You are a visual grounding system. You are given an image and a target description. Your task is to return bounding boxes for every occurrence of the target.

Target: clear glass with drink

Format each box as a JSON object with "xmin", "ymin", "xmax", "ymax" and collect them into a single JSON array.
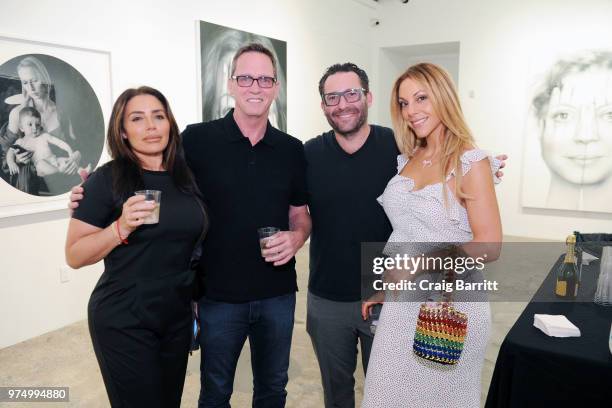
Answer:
[
  {"xmin": 134, "ymin": 190, "xmax": 162, "ymax": 224},
  {"xmin": 258, "ymin": 227, "xmax": 280, "ymax": 258}
]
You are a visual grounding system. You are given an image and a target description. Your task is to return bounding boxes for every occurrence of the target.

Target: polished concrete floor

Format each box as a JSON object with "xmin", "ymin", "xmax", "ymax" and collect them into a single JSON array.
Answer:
[{"xmin": 0, "ymin": 244, "xmax": 531, "ymax": 407}]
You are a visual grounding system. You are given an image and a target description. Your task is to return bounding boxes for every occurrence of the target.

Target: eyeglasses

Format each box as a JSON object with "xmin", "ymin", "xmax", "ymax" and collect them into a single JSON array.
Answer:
[
  {"xmin": 322, "ymin": 88, "xmax": 367, "ymax": 106},
  {"xmin": 231, "ymin": 75, "xmax": 277, "ymax": 88}
]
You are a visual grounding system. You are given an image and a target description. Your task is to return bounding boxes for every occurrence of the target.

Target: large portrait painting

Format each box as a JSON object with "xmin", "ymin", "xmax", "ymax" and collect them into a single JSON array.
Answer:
[
  {"xmin": 199, "ymin": 21, "xmax": 287, "ymax": 131},
  {"xmin": 521, "ymin": 49, "xmax": 612, "ymax": 213},
  {"xmin": 0, "ymin": 36, "xmax": 111, "ymax": 218}
]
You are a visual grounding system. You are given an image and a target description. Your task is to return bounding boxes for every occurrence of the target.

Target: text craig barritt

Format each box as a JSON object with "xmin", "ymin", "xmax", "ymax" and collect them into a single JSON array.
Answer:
[{"xmin": 372, "ymin": 278, "xmax": 499, "ymax": 292}]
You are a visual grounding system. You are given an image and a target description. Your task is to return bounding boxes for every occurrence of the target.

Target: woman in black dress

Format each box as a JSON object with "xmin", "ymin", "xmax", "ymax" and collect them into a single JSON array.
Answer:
[{"xmin": 65, "ymin": 86, "xmax": 207, "ymax": 407}]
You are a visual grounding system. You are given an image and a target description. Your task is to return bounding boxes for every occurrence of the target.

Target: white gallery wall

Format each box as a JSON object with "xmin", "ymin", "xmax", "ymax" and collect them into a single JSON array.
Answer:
[
  {"xmin": 0, "ymin": 0, "xmax": 377, "ymax": 348},
  {"xmin": 1, "ymin": 0, "xmax": 612, "ymax": 348}
]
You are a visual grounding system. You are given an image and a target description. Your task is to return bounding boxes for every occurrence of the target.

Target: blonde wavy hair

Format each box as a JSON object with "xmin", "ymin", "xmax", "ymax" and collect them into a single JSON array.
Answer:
[{"xmin": 390, "ymin": 62, "xmax": 476, "ymax": 201}]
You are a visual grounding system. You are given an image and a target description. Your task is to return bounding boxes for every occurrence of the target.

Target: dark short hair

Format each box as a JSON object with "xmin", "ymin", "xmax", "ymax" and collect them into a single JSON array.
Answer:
[
  {"xmin": 19, "ymin": 106, "xmax": 41, "ymax": 122},
  {"xmin": 318, "ymin": 63, "xmax": 370, "ymax": 97},
  {"xmin": 230, "ymin": 42, "xmax": 277, "ymax": 78}
]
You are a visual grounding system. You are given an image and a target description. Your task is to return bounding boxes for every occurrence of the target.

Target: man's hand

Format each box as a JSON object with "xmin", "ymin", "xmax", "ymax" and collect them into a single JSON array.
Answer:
[
  {"xmin": 261, "ymin": 230, "xmax": 307, "ymax": 266},
  {"xmin": 361, "ymin": 291, "xmax": 385, "ymax": 321},
  {"xmin": 67, "ymin": 167, "xmax": 90, "ymax": 213},
  {"xmin": 494, "ymin": 154, "xmax": 508, "ymax": 179},
  {"xmin": 68, "ymin": 185, "xmax": 84, "ymax": 213}
]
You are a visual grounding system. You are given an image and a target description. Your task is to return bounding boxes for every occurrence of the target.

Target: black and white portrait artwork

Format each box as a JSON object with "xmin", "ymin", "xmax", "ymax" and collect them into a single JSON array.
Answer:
[
  {"xmin": 199, "ymin": 21, "xmax": 287, "ymax": 131},
  {"xmin": 0, "ymin": 53, "xmax": 104, "ymax": 197},
  {"xmin": 521, "ymin": 50, "xmax": 612, "ymax": 213}
]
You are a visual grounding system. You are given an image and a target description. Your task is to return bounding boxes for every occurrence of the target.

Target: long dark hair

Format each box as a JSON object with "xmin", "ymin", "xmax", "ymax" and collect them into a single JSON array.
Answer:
[{"xmin": 106, "ymin": 86, "xmax": 198, "ymax": 202}]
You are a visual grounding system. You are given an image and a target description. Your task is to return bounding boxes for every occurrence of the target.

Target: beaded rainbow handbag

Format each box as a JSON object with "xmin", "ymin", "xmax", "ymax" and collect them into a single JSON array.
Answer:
[
  {"xmin": 412, "ymin": 301, "xmax": 467, "ymax": 365},
  {"xmin": 412, "ymin": 253, "xmax": 468, "ymax": 365}
]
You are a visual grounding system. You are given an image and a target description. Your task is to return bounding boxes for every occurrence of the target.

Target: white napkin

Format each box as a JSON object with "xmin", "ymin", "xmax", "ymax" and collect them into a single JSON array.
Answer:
[
  {"xmin": 581, "ymin": 252, "xmax": 598, "ymax": 265},
  {"xmin": 533, "ymin": 314, "xmax": 581, "ymax": 337}
]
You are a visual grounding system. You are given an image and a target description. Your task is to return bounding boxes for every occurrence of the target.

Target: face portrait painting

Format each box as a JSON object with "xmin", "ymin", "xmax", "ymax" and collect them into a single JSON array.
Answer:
[{"xmin": 522, "ymin": 50, "xmax": 612, "ymax": 213}]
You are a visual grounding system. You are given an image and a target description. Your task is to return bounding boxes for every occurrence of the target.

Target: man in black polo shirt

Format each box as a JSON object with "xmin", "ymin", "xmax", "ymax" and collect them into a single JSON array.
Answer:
[
  {"xmin": 304, "ymin": 63, "xmax": 397, "ymax": 408},
  {"xmin": 181, "ymin": 44, "xmax": 311, "ymax": 407}
]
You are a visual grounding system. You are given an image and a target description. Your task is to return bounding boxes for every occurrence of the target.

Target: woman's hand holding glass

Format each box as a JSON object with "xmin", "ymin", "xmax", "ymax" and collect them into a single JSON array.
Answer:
[{"xmin": 117, "ymin": 195, "xmax": 156, "ymax": 238}]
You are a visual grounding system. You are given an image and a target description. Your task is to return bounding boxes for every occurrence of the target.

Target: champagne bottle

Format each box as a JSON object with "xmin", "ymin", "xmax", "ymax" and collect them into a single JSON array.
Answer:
[{"xmin": 555, "ymin": 234, "xmax": 579, "ymax": 298}]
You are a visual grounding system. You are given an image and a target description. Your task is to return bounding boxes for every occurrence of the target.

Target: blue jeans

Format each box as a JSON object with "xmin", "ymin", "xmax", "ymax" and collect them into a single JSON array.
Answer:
[{"xmin": 198, "ymin": 293, "xmax": 296, "ymax": 408}]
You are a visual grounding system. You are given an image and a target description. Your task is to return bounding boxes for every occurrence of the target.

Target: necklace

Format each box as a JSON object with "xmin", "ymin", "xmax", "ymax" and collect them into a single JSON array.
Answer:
[{"xmin": 414, "ymin": 146, "xmax": 437, "ymax": 168}]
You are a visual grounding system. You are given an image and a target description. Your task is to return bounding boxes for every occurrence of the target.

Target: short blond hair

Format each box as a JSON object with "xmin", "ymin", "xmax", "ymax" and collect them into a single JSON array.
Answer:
[{"xmin": 230, "ymin": 42, "xmax": 277, "ymax": 78}]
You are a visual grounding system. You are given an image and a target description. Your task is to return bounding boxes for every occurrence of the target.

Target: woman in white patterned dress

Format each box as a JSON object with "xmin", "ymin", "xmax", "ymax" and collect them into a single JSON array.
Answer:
[{"xmin": 361, "ymin": 63, "xmax": 502, "ymax": 408}]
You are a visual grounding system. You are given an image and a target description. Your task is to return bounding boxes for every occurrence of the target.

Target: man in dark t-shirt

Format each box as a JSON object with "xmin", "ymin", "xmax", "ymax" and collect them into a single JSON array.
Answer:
[{"xmin": 304, "ymin": 63, "xmax": 398, "ymax": 408}]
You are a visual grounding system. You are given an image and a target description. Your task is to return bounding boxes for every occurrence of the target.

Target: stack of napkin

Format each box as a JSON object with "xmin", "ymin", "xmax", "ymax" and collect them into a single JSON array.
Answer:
[
  {"xmin": 533, "ymin": 314, "xmax": 581, "ymax": 337},
  {"xmin": 581, "ymin": 252, "xmax": 598, "ymax": 265}
]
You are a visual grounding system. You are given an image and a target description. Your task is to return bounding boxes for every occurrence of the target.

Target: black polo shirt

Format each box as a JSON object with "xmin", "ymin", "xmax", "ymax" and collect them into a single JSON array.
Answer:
[
  {"xmin": 182, "ymin": 110, "xmax": 307, "ymax": 303},
  {"xmin": 305, "ymin": 125, "xmax": 399, "ymax": 301}
]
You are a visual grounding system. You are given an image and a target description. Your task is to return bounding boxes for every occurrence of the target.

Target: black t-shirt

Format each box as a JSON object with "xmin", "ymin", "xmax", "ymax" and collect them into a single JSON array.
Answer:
[
  {"xmin": 72, "ymin": 163, "xmax": 205, "ymax": 327},
  {"xmin": 182, "ymin": 110, "xmax": 308, "ymax": 303},
  {"xmin": 305, "ymin": 125, "xmax": 399, "ymax": 301}
]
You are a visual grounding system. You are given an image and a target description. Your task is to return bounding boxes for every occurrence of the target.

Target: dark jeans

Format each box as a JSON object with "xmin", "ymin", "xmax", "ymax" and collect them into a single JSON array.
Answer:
[
  {"xmin": 198, "ymin": 293, "xmax": 296, "ymax": 408},
  {"xmin": 306, "ymin": 292, "xmax": 374, "ymax": 408}
]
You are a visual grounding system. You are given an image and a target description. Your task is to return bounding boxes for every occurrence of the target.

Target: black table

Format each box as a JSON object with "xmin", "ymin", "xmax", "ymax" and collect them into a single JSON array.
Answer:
[{"xmin": 485, "ymin": 257, "xmax": 612, "ymax": 408}]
